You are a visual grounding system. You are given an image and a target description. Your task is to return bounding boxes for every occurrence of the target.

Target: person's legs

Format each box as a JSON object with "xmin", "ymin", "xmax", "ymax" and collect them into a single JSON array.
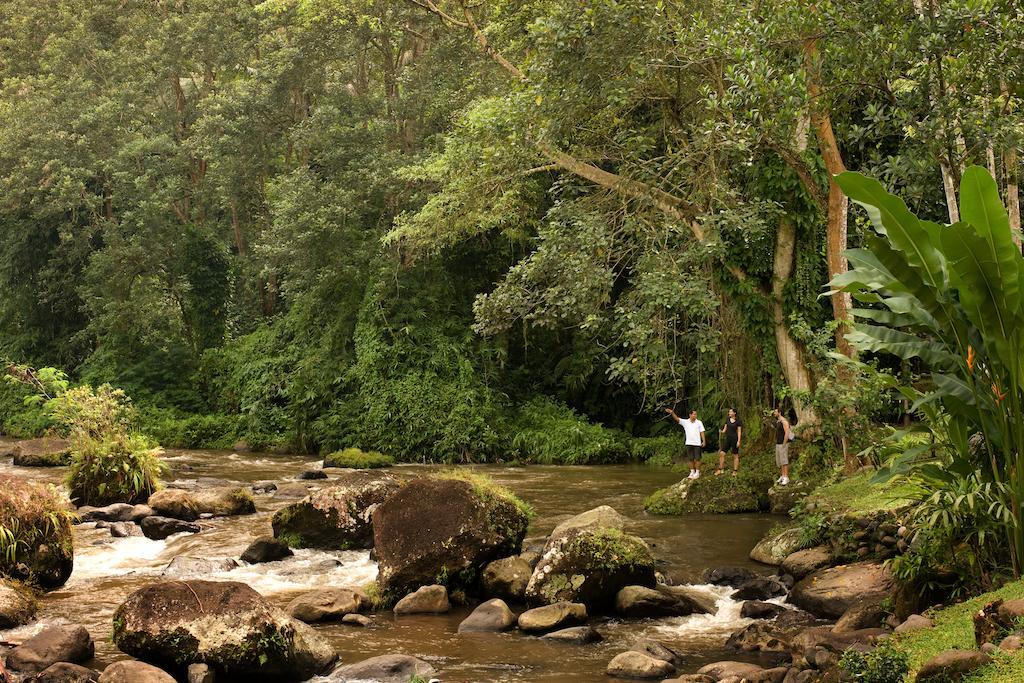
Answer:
[
  {"xmin": 716, "ymin": 450, "xmax": 725, "ymax": 475},
  {"xmin": 775, "ymin": 443, "xmax": 790, "ymax": 484},
  {"xmin": 732, "ymin": 448, "xmax": 740, "ymax": 475},
  {"xmin": 689, "ymin": 445, "xmax": 702, "ymax": 478}
]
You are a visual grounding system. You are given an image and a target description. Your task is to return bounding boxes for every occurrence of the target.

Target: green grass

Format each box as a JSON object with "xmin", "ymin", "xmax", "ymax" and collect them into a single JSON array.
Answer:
[
  {"xmin": 435, "ymin": 468, "xmax": 534, "ymax": 521},
  {"xmin": 896, "ymin": 579, "xmax": 1024, "ymax": 681},
  {"xmin": 808, "ymin": 470, "xmax": 918, "ymax": 516},
  {"xmin": 323, "ymin": 447, "xmax": 394, "ymax": 469}
]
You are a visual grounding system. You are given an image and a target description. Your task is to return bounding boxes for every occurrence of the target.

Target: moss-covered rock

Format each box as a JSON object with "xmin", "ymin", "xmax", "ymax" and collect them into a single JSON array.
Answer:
[
  {"xmin": 323, "ymin": 447, "xmax": 393, "ymax": 469},
  {"xmin": 525, "ymin": 506, "xmax": 656, "ymax": 611},
  {"xmin": 112, "ymin": 580, "xmax": 336, "ymax": 681},
  {"xmin": 644, "ymin": 474, "xmax": 769, "ymax": 515},
  {"xmin": 10, "ymin": 438, "xmax": 72, "ymax": 467},
  {"xmin": 272, "ymin": 472, "xmax": 400, "ymax": 550},
  {"xmin": 0, "ymin": 578, "xmax": 38, "ymax": 627},
  {"xmin": 749, "ymin": 526, "xmax": 805, "ymax": 566},
  {"xmin": 372, "ymin": 472, "xmax": 531, "ymax": 596},
  {"xmin": 0, "ymin": 475, "xmax": 74, "ymax": 590},
  {"xmin": 149, "ymin": 486, "xmax": 254, "ymax": 519}
]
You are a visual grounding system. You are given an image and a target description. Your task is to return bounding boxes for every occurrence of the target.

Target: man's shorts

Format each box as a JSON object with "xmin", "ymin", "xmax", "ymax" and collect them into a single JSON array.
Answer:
[
  {"xmin": 721, "ymin": 439, "xmax": 739, "ymax": 455},
  {"xmin": 686, "ymin": 444, "xmax": 702, "ymax": 460},
  {"xmin": 775, "ymin": 442, "xmax": 790, "ymax": 466}
]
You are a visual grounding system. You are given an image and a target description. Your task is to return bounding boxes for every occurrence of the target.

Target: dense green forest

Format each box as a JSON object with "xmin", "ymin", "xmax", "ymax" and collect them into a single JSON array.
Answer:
[{"xmin": 1, "ymin": 0, "xmax": 1021, "ymax": 462}]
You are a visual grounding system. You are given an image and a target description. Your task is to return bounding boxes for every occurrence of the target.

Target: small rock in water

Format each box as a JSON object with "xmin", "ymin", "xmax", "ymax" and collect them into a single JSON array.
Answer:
[
  {"xmin": 342, "ymin": 613, "xmax": 372, "ymax": 627},
  {"xmin": 288, "ymin": 588, "xmax": 366, "ymax": 623},
  {"xmin": 457, "ymin": 599, "xmax": 516, "ymax": 632},
  {"xmin": 141, "ymin": 516, "xmax": 201, "ymax": 540},
  {"xmin": 298, "ymin": 469, "xmax": 327, "ymax": 480},
  {"xmin": 161, "ymin": 556, "xmax": 237, "ymax": 578},
  {"xmin": 629, "ymin": 638, "xmax": 684, "ymax": 666},
  {"xmin": 98, "ymin": 661, "xmax": 176, "ymax": 683},
  {"xmin": 241, "ymin": 536, "xmax": 293, "ymax": 564},
  {"xmin": 110, "ymin": 521, "xmax": 142, "ymax": 538},
  {"xmin": 740, "ymin": 601, "xmax": 786, "ymax": 620},
  {"xmin": 394, "ymin": 585, "xmax": 450, "ymax": 615},
  {"xmin": 518, "ymin": 602, "xmax": 587, "ymax": 633},
  {"xmin": 33, "ymin": 662, "xmax": 99, "ymax": 683},
  {"xmin": 94, "ymin": 520, "xmax": 111, "ymax": 529},
  {"xmin": 606, "ymin": 651, "xmax": 675, "ymax": 679},
  {"xmin": 252, "ymin": 480, "xmax": 277, "ymax": 493},
  {"xmin": 7, "ymin": 625, "xmax": 95, "ymax": 674},
  {"xmin": 329, "ymin": 654, "xmax": 436, "ymax": 682},
  {"xmin": 700, "ymin": 566, "xmax": 759, "ymax": 588},
  {"xmin": 732, "ymin": 576, "xmax": 787, "ymax": 601},
  {"xmin": 542, "ymin": 626, "xmax": 602, "ymax": 644}
]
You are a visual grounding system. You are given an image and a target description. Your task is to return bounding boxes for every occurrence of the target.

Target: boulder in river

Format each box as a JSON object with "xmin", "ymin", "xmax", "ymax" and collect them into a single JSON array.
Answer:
[
  {"xmin": 615, "ymin": 585, "xmax": 712, "ymax": 618},
  {"xmin": 644, "ymin": 473, "xmax": 770, "ymax": 515},
  {"xmin": 458, "ymin": 598, "xmax": 516, "ymax": 632},
  {"xmin": 833, "ymin": 599, "xmax": 890, "ymax": 633},
  {"xmin": 542, "ymin": 625, "xmax": 602, "ymax": 643},
  {"xmin": 273, "ymin": 472, "xmax": 400, "ymax": 550},
  {"xmin": 110, "ymin": 521, "xmax": 143, "ymax": 537},
  {"xmin": 790, "ymin": 562, "xmax": 896, "ymax": 619},
  {"xmin": 481, "ymin": 555, "xmax": 532, "ymax": 602},
  {"xmin": 372, "ymin": 473, "xmax": 530, "ymax": 596},
  {"xmin": 141, "ymin": 515, "xmax": 200, "ymax": 540},
  {"xmin": 525, "ymin": 506, "xmax": 655, "ymax": 610},
  {"xmin": 732, "ymin": 575, "xmax": 787, "ymax": 601},
  {"xmin": 147, "ymin": 489, "xmax": 200, "ymax": 521},
  {"xmin": 517, "ymin": 601, "xmax": 587, "ymax": 633},
  {"xmin": 740, "ymin": 601, "xmax": 787, "ymax": 620},
  {"xmin": 606, "ymin": 650, "xmax": 675, "ymax": 679},
  {"xmin": 98, "ymin": 661, "xmax": 176, "ymax": 683},
  {"xmin": 700, "ymin": 566, "xmax": 760, "ymax": 587},
  {"xmin": 328, "ymin": 654, "xmax": 436, "ymax": 682},
  {"xmin": 112, "ymin": 580, "xmax": 337, "ymax": 681},
  {"xmin": 161, "ymin": 556, "xmax": 238, "ymax": 578},
  {"xmin": 287, "ymin": 588, "xmax": 366, "ymax": 623},
  {"xmin": 393, "ymin": 584, "xmax": 450, "ymax": 615},
  {"xmin": 697, "ymin": 661, "xmax": 767, "ymax": 680},
  {"xmin": 240, "ymin": 536, "xmax": 293, "ymax": 564},
  {"xmin": 33, "ymin": 662, "xmax": 99, "ymax": 683},
  {"xmin": 10, "ymin": 438, "xmax": 72, "ymax": 467},
  {"xmin": 6, "ymin": 625, "xmax": 95, "ymax": 674},
  {"xmin": 781, "ymin": 546, "xmax": 832, "ymax": 579},
  {"xmin": 749, "ymin": 527, "xmax": 805, "ymax": 566},
  {"xmin": 77, "ymin": 503, "xmax": 152, "ymax": 523},
  {"xmin": 0, "ymin": 578, "xmax": 38, "ymax": 628},
  {"xmin": 191, "ymin": 486, "xmax": 256, "ymax": 516}
]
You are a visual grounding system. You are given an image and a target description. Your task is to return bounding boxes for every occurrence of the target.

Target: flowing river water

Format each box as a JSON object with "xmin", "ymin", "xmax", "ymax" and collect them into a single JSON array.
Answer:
[{"xmin": 1, "ymin": 445, "xmax": 786, "ymax": 682}]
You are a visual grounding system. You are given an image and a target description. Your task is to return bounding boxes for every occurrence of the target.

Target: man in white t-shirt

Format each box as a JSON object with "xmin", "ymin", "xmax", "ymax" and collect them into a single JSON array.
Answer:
[{"xmin": 665, "ymin": 407, "xmax": 706, "ymax": 479}]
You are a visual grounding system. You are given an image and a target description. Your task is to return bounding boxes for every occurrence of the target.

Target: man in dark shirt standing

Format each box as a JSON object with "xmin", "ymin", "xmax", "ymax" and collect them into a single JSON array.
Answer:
[{"xmin": 715, "ymin": 408, "xmax": 743, "ymax": 476}]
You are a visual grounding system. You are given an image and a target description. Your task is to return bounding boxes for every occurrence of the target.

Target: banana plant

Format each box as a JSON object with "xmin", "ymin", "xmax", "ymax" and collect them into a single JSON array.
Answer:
[{"xmin": 831, "ymin": 166, "xmax": 1024, "ymax": 575}]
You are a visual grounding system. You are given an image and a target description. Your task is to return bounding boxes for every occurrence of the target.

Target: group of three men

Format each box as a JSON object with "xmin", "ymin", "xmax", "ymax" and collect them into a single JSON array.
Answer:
[{"xmin": 664, "ymin": 406, "xmax": 792, "ymax": 486}]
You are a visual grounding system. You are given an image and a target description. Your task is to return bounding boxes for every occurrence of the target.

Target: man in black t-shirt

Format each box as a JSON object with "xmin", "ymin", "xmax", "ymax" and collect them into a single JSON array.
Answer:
[{"xmin": 715, "ymin": 408, "xmax": 743, "ymax": 477}]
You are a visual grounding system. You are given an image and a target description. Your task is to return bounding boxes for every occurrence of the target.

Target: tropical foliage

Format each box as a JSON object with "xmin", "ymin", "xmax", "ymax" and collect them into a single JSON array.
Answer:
[{"xmin": 833, "ymin": 166, "xmax": 1024, "ymax": 579}]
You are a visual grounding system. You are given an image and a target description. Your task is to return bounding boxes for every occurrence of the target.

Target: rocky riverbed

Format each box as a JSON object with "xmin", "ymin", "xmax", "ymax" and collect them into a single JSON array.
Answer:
[{"xmin": 0, "ymin": 441, "xmax": 915, "ymax": 682}]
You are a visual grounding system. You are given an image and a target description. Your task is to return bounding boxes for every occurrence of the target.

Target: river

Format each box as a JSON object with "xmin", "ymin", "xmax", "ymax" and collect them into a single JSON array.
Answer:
[{"xmin": 1, "ymin": 446, "xmax": 785, "ymax": 682}]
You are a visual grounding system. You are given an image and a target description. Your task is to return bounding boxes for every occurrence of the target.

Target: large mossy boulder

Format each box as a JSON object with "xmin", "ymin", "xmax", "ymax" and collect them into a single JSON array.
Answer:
[
  {"xmin": 112, "ymin": 580, "xmax": 337, "ymax": 681},
  {"xmin": 525, "ymin": 506, "xmax": 656, "ymax": 610},
  {"xmin": 790, "ymin": 562, "xmax": 896, "ymax": 619},
  {"xmin": 372, "ymin": 472, "xmax": 531, "ymax": 596},
  {"xmin": 10, "ymin": 438, "xmax": 72, "ymax": 467},
  {"xmin": 149, "ymin": 486, "xmax": 255, "ymax": 520},
  {"xmin": 0, "ymin": 475, "xmax": 74, "ymax": 590},
  {"xmin": 273, "ymin": 472, "xmax": 400, "ymax": 549},
  {"xmin": 749, "ymin": 526, "xmax": 805, "ymax": 566},
  {"xmin": 644, "ymin": 473, "xmax": 770, "ymax": 515},
  {"xmin": 0, "ymin": 578, "xmax": 38, "ymax": 627}
]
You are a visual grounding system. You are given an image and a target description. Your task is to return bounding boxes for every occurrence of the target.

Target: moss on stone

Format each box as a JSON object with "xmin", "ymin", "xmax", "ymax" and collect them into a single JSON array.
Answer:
[
  {"xmin": 566, "ymin": 528, "xmax": 654, "ymax": 572},
  {"xmin": 323, "ymin": 447, "xmax": 394, "ymax": 469}
]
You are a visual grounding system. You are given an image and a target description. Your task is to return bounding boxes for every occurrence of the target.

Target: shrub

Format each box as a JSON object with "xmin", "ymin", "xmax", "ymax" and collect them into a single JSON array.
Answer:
[
  {"xmin": 629, "ymin": 435, "xmax": 687, "ymax": 466},
  {"xmin": 66, "ymin": 434, "xmax": 166, "ymax": 506},
  {"xmin": 136, "ymin": 406, "xmax": 241, "ymax": 449},
  {"xmin": 0, "ymin": 475, "xmax": 74, "ymax": 586},
  {"xmin": 323, "ymin": 447, "xmax": 393, "ymax": 469},
  {"xmin": 506, "ymin": 397, "xmax": 631, "ymax": 464},
  {"xmin": 839, "ymin": 641, "xmax": 908, "ymax": 683},
  {"xmin": 47, "ymin": 384, "xmax": 135, "ymax": 443}
]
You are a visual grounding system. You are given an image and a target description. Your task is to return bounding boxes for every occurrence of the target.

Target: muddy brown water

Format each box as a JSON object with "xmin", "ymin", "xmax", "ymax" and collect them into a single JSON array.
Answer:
[{"xmin": 0, "ymin": 444, "xmax": 787, "ymax": 682}]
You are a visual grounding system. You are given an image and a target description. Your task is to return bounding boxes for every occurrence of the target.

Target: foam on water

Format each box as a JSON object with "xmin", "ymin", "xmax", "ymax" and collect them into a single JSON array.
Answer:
[{"xmin": 645, "ymin": 584, "xmax": 755, "ymax": 643}]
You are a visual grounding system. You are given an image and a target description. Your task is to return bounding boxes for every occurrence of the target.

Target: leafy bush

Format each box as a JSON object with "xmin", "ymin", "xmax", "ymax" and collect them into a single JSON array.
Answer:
[
  {"xmin": 323, "ymin": 447, "xmax": 393, "ymax": 469},
  {"xmin": 833, "ymin": 166, "xmax": 1024, "ymax": 576},
  {"xmin": 47, "ymin": 384, "xmax": 135, "ymax": 443},
  {"xmin": 67, "ymin": 433, "xmax": 166, "ymax": 506},
  {"xmin": 137, "ymin": 406, "xmax": 241, "ymax": 449},
  {"xmin": 629, "ymin": 434, "xmax": 687, "ymax": 466},
  {"xmin": 839, "ymin": 641, "xmax": 909, "ymax": 683},
  {"xmin": 506, "ymin": 397, "xmax": 630, "ymax": 464},
  {"xmin": 0, "ymin": 475, "xmax": 74, "ymax": 583}
]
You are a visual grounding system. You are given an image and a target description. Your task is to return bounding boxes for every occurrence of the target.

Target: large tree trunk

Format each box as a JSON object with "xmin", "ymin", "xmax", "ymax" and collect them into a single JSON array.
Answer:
[
  {"xmin": 803, "ymin": 38, "xmax": 854, "ymax": 359},
  {"xmin": 773, "ymin": 217, "xmax": 818, "ymax": 426}
]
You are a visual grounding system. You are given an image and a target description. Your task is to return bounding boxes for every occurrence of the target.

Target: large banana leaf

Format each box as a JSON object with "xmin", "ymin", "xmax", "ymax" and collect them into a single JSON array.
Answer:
[
  {"xmin": 959, "ymin": 165, "xmax": 1021, "ymax": 316},
  {"xmin": 846, "ymin": 323, "xmax": 959, "ymax": 369},
  {"xmin": 836, "ymin": 172, "xmax": 949, "ymax": 294}
]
